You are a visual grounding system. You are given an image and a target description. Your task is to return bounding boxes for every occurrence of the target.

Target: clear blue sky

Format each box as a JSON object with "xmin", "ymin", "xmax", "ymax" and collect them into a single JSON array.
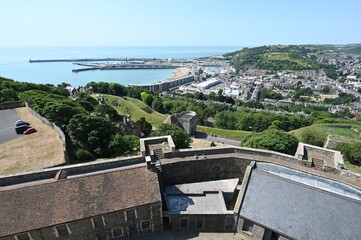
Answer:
[{"xmin": 1, "ymin": 0, "xmax": 360, "ymax": 46}]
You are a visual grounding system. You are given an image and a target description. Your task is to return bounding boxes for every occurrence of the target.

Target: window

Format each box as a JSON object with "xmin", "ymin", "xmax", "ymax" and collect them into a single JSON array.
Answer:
[
  {"xmin": 97, "ymin": 234, "xmax": 108, "ymax": 240},
  {"xmin": 14, "ymin": 233, "xmax": 32, "ymax": 240},
  {"xmin": 55, "ymin": 225, "xmax": 71, "ymax": 237},
  {"xmin": 270, "ymin": 231, "xmax": 280, "ymax": 240},
  {"xmin": 112, "ymin": 227, "xmax": 124, "ymax": 238},
  {"xmin": 141, "ymin": 220, "xmax": 151, "ymax": 231},
  {"xmin": 180, "ymin": 219, "xmax": 188, "ymax": 229},
  {"xmin": 196, "ymin": 219, "xmax": 204, "ymax": 229},
  {"xmin": 126, "ymin": 209, "xmax": 137, "ymax": 221},
  {"xmin": 242, "ymin": 220, "xmax": 254, "ymax": 235},
  {"xmin": 92, "ymin": 216, "xmax": 105, "ymax": 228}
]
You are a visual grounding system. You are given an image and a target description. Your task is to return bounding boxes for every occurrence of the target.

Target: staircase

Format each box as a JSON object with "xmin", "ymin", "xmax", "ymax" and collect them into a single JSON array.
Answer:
[
  {"xmin": 153, "ymin": 148, "xmax": 164, "ymax": 160},
  {"xmin": 312, "ymin": 158, "xmax": 324, "ymax": 171}
]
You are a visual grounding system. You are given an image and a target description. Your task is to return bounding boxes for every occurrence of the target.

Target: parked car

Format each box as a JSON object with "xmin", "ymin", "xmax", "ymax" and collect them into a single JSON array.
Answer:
[
  {"xmin": 15, "ymin": 121, "xmax": 30, "ymax": 127},
  {"xmin": 23, "ymin": 128, "xmax": 37, "ymax": 135},
  {"xmin": 15, "ymin": 120, "xmax": 30, "ymax": 127},
  {"xmin": 15, "ymin": 125, "xmax": 29, "ymax": 134}
]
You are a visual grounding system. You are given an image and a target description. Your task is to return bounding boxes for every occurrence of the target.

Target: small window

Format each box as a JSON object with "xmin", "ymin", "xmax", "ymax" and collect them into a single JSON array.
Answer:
[
  {"xmin": 112, "ymin": 227, "xmax": 124, "ymax": 238},
  {"xmin": 126, "ymin": 209, "xmax": 137, "ymax": 220},
  {"xmin": 141, "ymin": 220, "xmax": 151, "ymax": 231},
  {"xmin": 196, "ymin": 219, "xmax": 204, "ymax": 229},
  {"xmin": 270, "ymin": 231, "xmax": 280, "ymax": 240},
  {"xmin": 92, "ymin": 216, "xmax": 105, "ymax": 228},
  {"xmin": 242, "ymin": 220, "xmax": 253, "ymax": 235},
  {"xmin": 15, "ymin": 233, "xmax": 32, "ymax": 240},
  {"xmin": 97, "ymin": 233, "xmax": 108, "ymax": 240},
  {"xmin": 55, "ymin": 225, "xmax": 71, "ymax": 237},
  {"xmin": 180, "ymin": 219, "xmax": 188, "ymax": 229}
]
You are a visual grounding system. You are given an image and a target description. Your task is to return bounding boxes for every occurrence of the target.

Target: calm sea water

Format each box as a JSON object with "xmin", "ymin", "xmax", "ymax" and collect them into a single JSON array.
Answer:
[{"xmin": 0, "ymin": 46, "xmax": 243, "ymax": 87}]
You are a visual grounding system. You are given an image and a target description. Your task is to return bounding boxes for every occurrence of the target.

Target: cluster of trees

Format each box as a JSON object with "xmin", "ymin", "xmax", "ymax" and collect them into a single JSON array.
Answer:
[
  {"xmin": 0, "ymin": 77, "xmax": 69, "ymax": 104},
  {"xmin": 214, "ymin": 109, "xmax": 312, "ymax": 132},
  {"xmin": 323, "ymin": 92, "xmax": 359, "ymax": 105},
  {"xmin": 258, "ymin": 88, "xmax": 283, "ymax": 100},
  {"xmin": 86, "ymin": 81, "xmax": 144, "ymax": 99},
  {"xmin": 151, "ymin": 124, "xmax": 191, "ymax": 149},
  {"xmin": 242, "ymin": 129, "xmax": 299, "ymax": 155},
  {"xmin": 336, "ymin": 142, "xmax": 361, "ymax": 166},
  {"xmin": 294, "ymin": 87, "xmax": 313, "ymax": 99},
  {"xmin": 18, "ymin": 90, "xmax": 139, "ymax": 161}
]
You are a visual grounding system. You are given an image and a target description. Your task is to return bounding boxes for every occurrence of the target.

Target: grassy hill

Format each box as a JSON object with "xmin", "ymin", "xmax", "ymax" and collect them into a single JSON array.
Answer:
[
  {"xmin": 291, "ymin": 123, "xmax": 361, "ymax": 144},
  {"xmin": 197, "ymin": 125, "xmax": 251, "ymax": 140},
  {"xmin": 103, "ymin": 94, "xmax": 167, "ymax": 126},
  {"xmin": 225, "ymin": 45, "xmax": 337, "ymax": 77}
]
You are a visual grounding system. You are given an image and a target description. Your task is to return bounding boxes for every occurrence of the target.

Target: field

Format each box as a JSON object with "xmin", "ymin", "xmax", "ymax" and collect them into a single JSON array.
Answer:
[
  {"xmin": 343, "ymin": 161, "xmax": 361, "ymax": 174},
  {"xmin": 103, "ymin": 94, "xmax": 167, "ymax": 126},
  {"xmin": 0, "ymin": 107, "xmax": 64, "ymax": 176},
  {"xmin": 291, "ymin": 123, "xmax": 361, "ymax": 142},
  {"xmin": 197, "ymin": 125, "xmax": 251, "ymax": 140}
]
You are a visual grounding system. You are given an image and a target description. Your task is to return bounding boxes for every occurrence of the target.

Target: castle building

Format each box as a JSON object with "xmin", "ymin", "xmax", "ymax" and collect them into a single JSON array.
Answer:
[{"xmin": 0, "ymin": 136, "xmax": 360, "ymax": 240}]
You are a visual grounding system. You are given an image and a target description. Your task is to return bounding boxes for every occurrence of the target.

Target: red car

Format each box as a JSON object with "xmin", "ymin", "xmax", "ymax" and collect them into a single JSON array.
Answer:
[{"xmin": 23, "ymin": 128, "xmax": 37, "ymax": 135}]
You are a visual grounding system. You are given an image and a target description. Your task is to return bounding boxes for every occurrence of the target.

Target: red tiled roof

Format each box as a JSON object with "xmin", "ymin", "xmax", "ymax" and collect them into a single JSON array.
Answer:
[{"xmin": 0, "ymin": 166, "xmax": 161, "ymax": 237}]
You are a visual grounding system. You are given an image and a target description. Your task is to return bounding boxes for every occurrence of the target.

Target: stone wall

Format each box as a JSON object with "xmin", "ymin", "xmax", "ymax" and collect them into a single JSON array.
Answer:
[
  {"xmin": 0, "ymin": 102, "xmax": 24, "ymax": 110},
  {"xmin": 161, "ymin": 157, "xmax": 251, "ymax": 185},
  {"xmin": 0, "ymin": 203, "xmax": 162, "ymax": 240},
  {"xmin": 25, "ymin": 102, "xmax": 69, "ymax": 165},
  {"xmin": 0, "ymin": 155, "xmax": 144, "ymax": 186},
  {"xmin": 164, "ymin": 214, "xmax": 234, "ymax": 231}
]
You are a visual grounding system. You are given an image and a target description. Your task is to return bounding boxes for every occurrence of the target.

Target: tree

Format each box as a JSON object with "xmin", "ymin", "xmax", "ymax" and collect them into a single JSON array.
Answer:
[
  {"xmin": 94, "ymin": 104, "xmax": 119, "ymax": 121},
  {"xmin": 151, "ymin": 97, "xmax": 164, "ymax": 113},
  {"xmin": 66, "ymin": 114, "xmax": 116, "ymax": 156},
  {"xmin": 151, "ymin": 123, "xmax": 191, "ymax": 149},
  {"xmin": 109, "ymin": 134, "xmax": 140, "ymax": 155},
  {"xmin": 241, "ymin": 129, "xmax": 299, "ymax": 155},
  {"xmin": 141, "ymin": 92, "xmax": 154, "ymax": 106},
  {"xmin": 321, "ymin": 86, "xmax": 330, "ymax": 94},
  {"xmin": 296, "ymin": 127, "xmax": 327, "ymax": 147},
  {"xmin": 136, "ymin": 117, "xmax": 152, "ymax": 136},
  {"xmin": 109, "ymin": 83, "xmax": 127, "ymax": 96},
  {"xmin": 336, "ymin": 142, "xmax": 361, "ymax": 166},
  {"xmin": 75, "ymin": 92, "xmax": 99, "ymax": 112}
]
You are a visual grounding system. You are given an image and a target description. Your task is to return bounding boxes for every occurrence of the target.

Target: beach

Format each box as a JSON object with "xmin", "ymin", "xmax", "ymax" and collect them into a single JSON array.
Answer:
[{"xmin": 170, "ymin": 67, "xmax": 191, "ymax": 79}]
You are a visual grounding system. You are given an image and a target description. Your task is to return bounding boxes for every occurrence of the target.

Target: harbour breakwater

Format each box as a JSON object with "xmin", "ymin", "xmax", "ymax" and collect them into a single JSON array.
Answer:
[{"xmin": 29, "ymin": 57, "xmax": 157, "ymax": 63}]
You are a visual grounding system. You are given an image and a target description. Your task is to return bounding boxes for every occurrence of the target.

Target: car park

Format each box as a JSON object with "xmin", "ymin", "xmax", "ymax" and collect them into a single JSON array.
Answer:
[
  {"xmin": 15, "ymin": 125, "xmax": 29, "ymax": 134},
  {"xmin": 23, "ymin": 128, "xmax": 37, "ymax": 135}
]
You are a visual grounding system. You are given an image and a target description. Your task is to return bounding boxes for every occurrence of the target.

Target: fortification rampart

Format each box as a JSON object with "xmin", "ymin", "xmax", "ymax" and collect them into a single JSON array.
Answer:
[
  {"xmin": 0, "ymin": 102, "xmax": 24, "ymax": 110},
  {"xmin": 0, "ymin": 155, "xmax": 144, "ymax": 187},
  {"xmin": 25, "ymin": 102, "xmax": 69, "ymax": 165}
]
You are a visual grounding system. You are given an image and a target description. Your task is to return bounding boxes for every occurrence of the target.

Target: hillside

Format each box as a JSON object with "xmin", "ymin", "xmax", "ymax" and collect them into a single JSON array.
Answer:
[
  {"xmin": 103, "ymin": 94, "xmax": 167, "ymax": 126},
  {"xmin": 224, "ymin": 45, "xmax": 338, "ymax": 77}
]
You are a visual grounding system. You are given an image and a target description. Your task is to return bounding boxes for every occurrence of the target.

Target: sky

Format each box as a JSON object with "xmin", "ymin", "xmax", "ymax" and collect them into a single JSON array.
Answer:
[{"xmin": 1, "ymin": 0, "xmax": 360, "ymax": 46}]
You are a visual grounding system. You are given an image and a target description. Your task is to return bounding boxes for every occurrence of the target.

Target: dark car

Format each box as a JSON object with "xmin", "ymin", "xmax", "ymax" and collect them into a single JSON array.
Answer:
[
  {"xmin": 23, "ymin": 127, "xmax": 37, "ymax": 135},
  {"xmin": 15, "ymin": 120, "xmax": 30, "ymax": 127},
  {"xmin": 15, "ymin": 125, "xmax": 29, "ymax": 134}
]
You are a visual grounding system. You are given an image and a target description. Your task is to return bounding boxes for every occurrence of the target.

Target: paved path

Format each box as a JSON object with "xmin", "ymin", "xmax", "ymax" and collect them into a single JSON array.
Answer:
[{"xmin": 0, "ymin": 109, "xmax": 22, "ymax": 144}]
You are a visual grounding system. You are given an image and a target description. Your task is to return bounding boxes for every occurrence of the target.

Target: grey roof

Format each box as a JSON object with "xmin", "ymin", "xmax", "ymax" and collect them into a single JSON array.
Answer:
[
  {"xmin": 166, "ymin": 178, "xmax": 239, "ymax": 195},
  {"xmin": 165, "ymin": 178, "xmax": 238, "ymax": 215},
  {"xmin": 238, "ymin": 162, "xmax": 361, "ymax": 240}
]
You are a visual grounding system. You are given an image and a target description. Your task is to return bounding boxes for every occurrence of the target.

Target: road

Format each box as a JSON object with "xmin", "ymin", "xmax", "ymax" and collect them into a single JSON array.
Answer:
[
  {"xmin": 0, "ymin": 109, "xmax": 22, "ymax": 144},
  {"xmin": 195, "ymin": 131, "xmax": 241, "ymax": 147}
]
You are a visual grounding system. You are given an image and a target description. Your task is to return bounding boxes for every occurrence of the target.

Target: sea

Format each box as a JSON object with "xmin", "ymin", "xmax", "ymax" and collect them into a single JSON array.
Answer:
[{"xmin": 0, "ymin": 46, "xmax": 244, "ymax": 87}]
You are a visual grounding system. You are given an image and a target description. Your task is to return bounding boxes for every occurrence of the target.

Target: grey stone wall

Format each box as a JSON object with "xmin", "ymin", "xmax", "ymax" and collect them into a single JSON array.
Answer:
[
  {"xmin": 0, "ymin": 155, "xmax": 144, "ymax": 186},
  {"xmin": 165, "ymin": 214, "xmax": 234, "ymax": 231},
  {"xmin": 161, "ymin": 157, "xmax": 251, "ymax": 185},
  {"xmin": 0, "ymin": 102, "xmax": 24, "ymax": 110},
  {"xmin": 0, "ymin": 203, "xmax": 162, "ymax": 240}
]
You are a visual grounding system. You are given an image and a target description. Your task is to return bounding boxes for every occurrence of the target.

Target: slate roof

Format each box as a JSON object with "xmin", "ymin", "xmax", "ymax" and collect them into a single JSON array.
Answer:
[
  {"xmin": 0, "ymin": 166, "xmax": 161, "ymax": 237},
  {"xmin": 238, "ymin": 162, "xmax": 361, "ymax": 240},
  {"xmin": 165, "ymin": 178, "xmax": 238, "ymax": 214}
]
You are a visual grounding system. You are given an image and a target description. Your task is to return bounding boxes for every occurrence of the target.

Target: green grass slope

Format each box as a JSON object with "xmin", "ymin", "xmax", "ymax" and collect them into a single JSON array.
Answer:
[
  {"xmin": 103, "ymin": 94, "xmax": 166, "ymax": 126},
  {"xmin": 291, "ymin": 123, "xmax": 361, "ymax": 142},
  {"xmin": 197, "ymin": 125, "xmax": 251, "ymax": 140}
]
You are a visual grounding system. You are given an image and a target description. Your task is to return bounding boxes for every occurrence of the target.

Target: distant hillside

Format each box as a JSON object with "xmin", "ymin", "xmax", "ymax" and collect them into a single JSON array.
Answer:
[
  {"xmin": 347, "ymin": 46, "xmax": 361, "ymax": 55},
  {"xmin": 224, "ymin": 45, "xmax": 338, "ymax": 77}
]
